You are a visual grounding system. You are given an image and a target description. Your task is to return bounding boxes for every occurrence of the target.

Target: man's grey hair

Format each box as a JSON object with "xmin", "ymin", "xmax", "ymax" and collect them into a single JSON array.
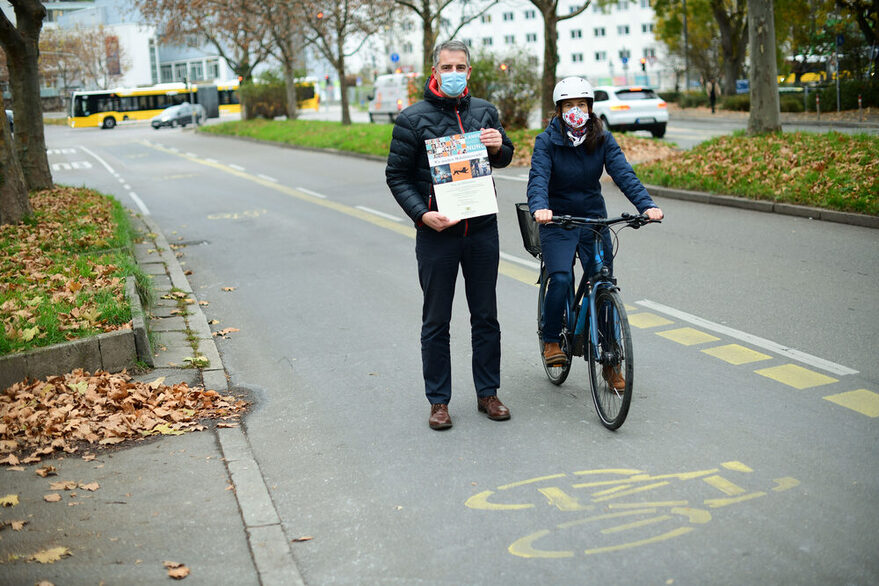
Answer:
[{"xmin": 433, "ymin": 40, "xmax": 470, "ymax": 69}]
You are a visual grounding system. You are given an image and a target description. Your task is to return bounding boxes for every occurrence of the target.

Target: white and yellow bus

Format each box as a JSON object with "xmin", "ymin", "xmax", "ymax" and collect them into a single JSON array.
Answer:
[{"xmin": 68, "ymin": 78, "xmax": 319, "ymax": 128}]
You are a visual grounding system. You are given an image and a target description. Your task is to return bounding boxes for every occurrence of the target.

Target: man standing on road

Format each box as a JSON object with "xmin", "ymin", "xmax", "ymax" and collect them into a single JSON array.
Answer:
[{"xmin": 386, "ymin": 40, "xmax": 515, "ymax": 431}]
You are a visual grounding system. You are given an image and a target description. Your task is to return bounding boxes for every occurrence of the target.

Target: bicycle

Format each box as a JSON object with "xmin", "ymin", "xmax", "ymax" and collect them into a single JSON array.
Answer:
[{"xmin": 515, "ymin": 203, "xmax": 659, "ymax": 430}]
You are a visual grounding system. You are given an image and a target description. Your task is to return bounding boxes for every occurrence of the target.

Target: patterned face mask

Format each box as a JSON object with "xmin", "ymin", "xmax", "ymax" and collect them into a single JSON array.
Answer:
[{"xmin": 562, "ymin": 106, "xmax": 588, "ymax": 129}]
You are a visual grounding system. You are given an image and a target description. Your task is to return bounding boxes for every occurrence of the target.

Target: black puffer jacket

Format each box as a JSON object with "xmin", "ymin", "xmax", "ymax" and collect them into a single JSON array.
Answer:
[{"xmin": 386, "ymin": 77, "xmax": 514, "ymax": 234}]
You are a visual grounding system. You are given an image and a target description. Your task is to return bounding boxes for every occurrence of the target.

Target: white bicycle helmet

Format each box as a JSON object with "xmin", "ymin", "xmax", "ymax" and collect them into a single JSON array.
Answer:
[{"xmin": 552, "ymin": 77, "xmax": 594, "ymax": 105}]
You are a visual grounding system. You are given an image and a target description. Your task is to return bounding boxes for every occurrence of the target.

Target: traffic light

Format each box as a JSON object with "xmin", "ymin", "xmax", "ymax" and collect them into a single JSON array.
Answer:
[
  {"xmin": 640, "ymin": 57, "xmax": 646, "ymax": 72},
  {"xmin": 499, "ymin": 63, "xmax": 508, "ymax": 73},
  {"xmin": 316, "ymin": 11, "xmax": 324, "ymax": 19}
]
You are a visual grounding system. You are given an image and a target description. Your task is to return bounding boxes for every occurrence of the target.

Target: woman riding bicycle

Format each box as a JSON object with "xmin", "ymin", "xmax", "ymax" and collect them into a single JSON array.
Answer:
[{"xmin": 527, "ymin": 77, "xmax": 664, "ymax": 385}]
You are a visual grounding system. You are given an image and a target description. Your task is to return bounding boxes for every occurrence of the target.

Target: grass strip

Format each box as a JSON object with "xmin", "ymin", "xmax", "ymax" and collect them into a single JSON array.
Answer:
[
  {"xmin": 0, "ymin": 186, "xmax": 151, "ymax": 356},
  {"xmin": 635, "ymin": 131, "xmax": 878, "ymax": 216}
]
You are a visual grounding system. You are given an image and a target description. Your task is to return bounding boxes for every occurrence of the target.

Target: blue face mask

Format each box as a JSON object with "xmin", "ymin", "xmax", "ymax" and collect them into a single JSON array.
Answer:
[{"xmin": 439, "ymin": 71, "xmax": 467, "ymax": 97}]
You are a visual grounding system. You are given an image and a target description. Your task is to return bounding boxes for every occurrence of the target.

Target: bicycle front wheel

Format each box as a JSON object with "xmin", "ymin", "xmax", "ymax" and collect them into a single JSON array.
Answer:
[
  {"xmin": 538, "ymin": 266, "xmax": 572, "ymax": 385},
  {"xmin": 587, "ymin": 288, "xmax": 633, "ymax": 430}
]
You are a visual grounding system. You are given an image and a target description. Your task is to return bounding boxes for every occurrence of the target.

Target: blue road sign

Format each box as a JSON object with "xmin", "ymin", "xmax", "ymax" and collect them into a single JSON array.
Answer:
[{"xmin": 391, "ymin": 53, "xmax": 400, "ymax": 63}]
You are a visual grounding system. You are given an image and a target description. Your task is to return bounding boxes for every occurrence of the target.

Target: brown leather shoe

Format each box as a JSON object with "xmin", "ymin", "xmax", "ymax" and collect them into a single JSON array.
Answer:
[
  {"xmin": 602, "ymin": 365, "xmax": 626, "ymax": 390},
  {"xmin": 429, "ymin": 404, "xmax": 452, "ymax": 430},
  {"xmin": 543, "ymin": 342, "xmax": 567, "ymax": 366},
  {"xmin": 477, "ymin": 395, "xmax": 511, "ymax": 421}
]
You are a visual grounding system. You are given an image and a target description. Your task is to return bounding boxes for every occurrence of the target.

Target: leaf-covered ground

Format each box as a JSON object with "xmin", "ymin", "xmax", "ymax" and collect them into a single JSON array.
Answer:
[
  {"xmin": 0, "ymin": 187, "xmax": 146, "ymax": 356},
  {"xmin": 0, "ymin": 369, "xmax": 246, "ymax": 462},
  {"xmin": 635, "ymin": 131, "xmax": 879, "ymax": 215}
]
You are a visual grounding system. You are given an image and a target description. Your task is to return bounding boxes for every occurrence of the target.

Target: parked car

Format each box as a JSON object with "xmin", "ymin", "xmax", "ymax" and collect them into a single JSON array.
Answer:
[
  {"xmin": 591, "ymin": 86, "xmax": 668, "ymax": 138},
  {"xmin": 5, "ymin": 109, "xmax": 12, "ymax": 133},
  {"xmin": 368, "ymin": 73, "xmax": 419, "ymax": 123},
  {"xmin": 151, "ymin": 102, "xmax": 206, "ymax": 129}
]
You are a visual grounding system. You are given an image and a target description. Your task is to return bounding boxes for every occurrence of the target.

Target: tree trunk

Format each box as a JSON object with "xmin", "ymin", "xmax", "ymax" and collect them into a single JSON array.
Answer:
[
  {"xmin": 422, "ymin": 2, "xmax": 436, "ymax": 75},
  {"xmin": 541, "ymin": 8, "xmax": 559, "ymax": 126},
  {"xmin": 711, "ymin": 0, "xmax": 748, "ymax": 96},
  {"xmin": 0, "ymin": 113, "xmax": 31, "ymax": 225},
  {"xmin": 748, "ymin": 0, "xmax": 780, "ymax": 134},
  {"xmin": 283, "ymin": 56, "xmax": 299, "ymax": 120},
  {"xmin": 338, "ymin": 52, "xmax": 351, "ymax": 125},
  {"xmin": 1, "ymin": 1, "xmax": 53, "ymax": 191}
]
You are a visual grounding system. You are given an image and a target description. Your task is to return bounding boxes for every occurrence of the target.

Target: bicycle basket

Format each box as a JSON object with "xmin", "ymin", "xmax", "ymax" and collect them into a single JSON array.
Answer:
[{"xmin": 515, "ymin": 202, "xmax": 541, "ymax": 258}]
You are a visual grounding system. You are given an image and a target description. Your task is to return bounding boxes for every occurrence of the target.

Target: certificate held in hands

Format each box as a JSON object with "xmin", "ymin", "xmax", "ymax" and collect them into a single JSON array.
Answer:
[{"xmin": 425, "ymin": 131, "xmax": 498, "ymax": 220}]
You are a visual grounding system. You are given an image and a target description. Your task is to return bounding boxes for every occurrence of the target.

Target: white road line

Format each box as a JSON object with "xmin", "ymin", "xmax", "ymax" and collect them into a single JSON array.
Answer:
[
  {"xmin": 355, "ymin": 206, "xmax": 402, "ymax": 222},
  {"xmin": 229, "ymin": 163, "xmax": 246, "ymax": 171},
  {"xmin": 296, "ymin": 187, "xmax": 327, "ymax": 199},
  {"xmin": 257, "ymin": 174, "xmax": 278, "ymax": 183},
  {"xmin": 128, "ymin": 192, "xmax": 151, "ymax": 215},
  {"xmin": 495, "ymin": 174, "xmax": 529, "ymax": 183},
  {"xmin": 185, "ymin": 152, "xmax": 198, "ymax": 157},
  {"xmin": 205, "ymin": 158, "xmax": 218, "ymax": 164},
  {"xmin": 123, "ymin": 184, "xmax": 131, "ymax": 190},
  {"xmin": 634, "ymin": 299, "xmax": 859, "ymax": 376},
  {"xmin": 500, "ymin": 251, "xmax": 540, "ymax": 270},
  {"xmin": 78, "ymin": 145, "xmax": 116, "ymax": 174}
]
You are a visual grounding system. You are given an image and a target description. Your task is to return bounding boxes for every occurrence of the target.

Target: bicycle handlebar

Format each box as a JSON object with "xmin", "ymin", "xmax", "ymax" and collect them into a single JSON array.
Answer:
[{"xmin": 549, "ymin": 212, "xmax": 660, "ymax": 230}]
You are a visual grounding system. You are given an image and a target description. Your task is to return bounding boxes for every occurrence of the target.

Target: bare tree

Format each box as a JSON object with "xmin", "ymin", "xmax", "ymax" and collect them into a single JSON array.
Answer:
[
  {"xmin": 0, "ymin": 0, "xmax": 52, "ymax": 192},
  {"xmin": 132, "ymin": 0, "xmax": 274, "ymax": 84},
  {"xmin": 393, "ymin": 0, "xmax": 499, "ymax": 74},
  {"xmin": 748, "ymin": 0, "xmax": 781, "ymax": 133},
  {"xmin": 527, "ymin": 0, "xmax": 591, "ymax": 122},
  {"xmin": 255, "ymin": 0, "xmax": 303, "ymax": 119},
  {"xmin": 39, "ymin": 27, "xmax": 83, "ymax": 100},
  {"xmin": 710, "ymin": 0, "xmax": 749, "ymax": 95},
  {"xmin": 298, "ymin": 0, "xmax": 393, "ymax": 125},
  {"xmin": 75, "ymin": 25, "xmax": 129, "ymax": 90}
]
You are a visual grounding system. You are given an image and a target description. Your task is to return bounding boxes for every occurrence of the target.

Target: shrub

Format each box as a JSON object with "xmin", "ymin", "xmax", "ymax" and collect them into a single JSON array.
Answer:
[
  {"xmin": 239, "ymin": 70, "xmax": 287, "ymax": 120},
  {"xmin": 469, "ymin": 49, "xmax": 541, "ymax": 130},
  {"xmin": 779, "ymin": 96, "xmax": 804, "ymax": 112},
  {"xmin": 678, "ymin": 91, "xmax": 709, "ymax": 108},
  {"xmin": 657, "ymin": 91, "xmax": 681, "ymax": 103},
  {"xmin": 721, "ymin": 94, "xmax": 750, "ymax": 111}
]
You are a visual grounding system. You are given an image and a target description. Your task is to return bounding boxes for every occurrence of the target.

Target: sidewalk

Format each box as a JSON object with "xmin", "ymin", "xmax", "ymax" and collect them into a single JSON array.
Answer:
[
  {"xmin": 667, "ymin": 103, "xmax": 879, "ymax": 128},
  {"xmin": 0, "ymin": 216, "xmax": 302, "ymax": 584}
]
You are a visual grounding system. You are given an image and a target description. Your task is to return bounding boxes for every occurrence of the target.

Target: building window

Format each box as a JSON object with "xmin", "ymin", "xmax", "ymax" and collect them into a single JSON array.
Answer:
[
  {"xmin": 481, "ymin": 14, "xmax": 491, "ymax": 23},
  {"xmin": 174, "ymin": 63, "xmax": 187, "ymax": 81},
  {"xmin": 403, "ymin": 42, "xmax": 413, "ymax": 54},
  {"xmin": 189, "ymin": 61, "xmax": 204, "ymax": 82},
  {"xmin": 641, "ymin": 0, "xmax": 650, "ymax": 7},
  {"xmin": 526, "ymin": 33, "xmax": 537, "ymax": 42},
  {"xmin": 483, "ymin": 37, "xmax": 493, "ymax": 46},
  {"xmin": 618, "ymin": 0, "xmax": 629, "ymax": 10},
  {"xmin": 524, "ymin": 9, "xmax": 536, "ymax": 19},
  {"xmin": 149, "ymin": 38, "xmax": 158, "ymax": 85},
  {"xmin": 572, "ymin": 53, "xmax": 584, "ymax": 63},
  {"xmin": 619, "ymin": 49, "xmax": 631, "ymax": 60},
  {"xmin": 528, "ymin": 56, "xmax": 539, "ymax": 67},
  {"xmin": 569, "ymin": 4, "xmax": 583, "ymax": 13},
  {"xmin": 207, "ymin": 59, "xmax": 219, "ymax": 80},
  {"xmin": 503, "ymin": 12, "xmax": 514, "ymax": 21},
  {"xmin": 571, "ymin": 29, "xmax": 582, "ymax": 39},
  {"xmin": 618, "ymin": 25, "xmax": 630, "ymax": 35},
  {"xmin": 595, "ymin": 51, "xmax": 607, "ymax": 61},
  {"xmin": 504, "ymin": 35, "xmax": 515, "ymax": 44},
  {"xmin": 594, "ymin": 27, "xmax": 606, "ymax": 37},
  {"xmin": 463, "ymin": 38, "xmax": 473, "ymax": 47},
  {"xmin": 644, "ymin": 48, "xmax": 656, "ymax": 58},
  {"xmin": 642, "ymin": 23, "xmax": 655, "ymax": 33}
]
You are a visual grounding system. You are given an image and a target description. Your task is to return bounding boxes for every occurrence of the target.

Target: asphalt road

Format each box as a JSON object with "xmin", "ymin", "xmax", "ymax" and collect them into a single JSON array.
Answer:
[{"xmin": 45, "ymin": 122, "xmax": 878, "ymax": 584}]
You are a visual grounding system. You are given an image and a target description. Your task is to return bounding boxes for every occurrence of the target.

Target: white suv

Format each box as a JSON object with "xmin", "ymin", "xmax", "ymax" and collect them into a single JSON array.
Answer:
[{"xmin": 591, "ymin": 86, "xmax": 668, "ymax": 138}]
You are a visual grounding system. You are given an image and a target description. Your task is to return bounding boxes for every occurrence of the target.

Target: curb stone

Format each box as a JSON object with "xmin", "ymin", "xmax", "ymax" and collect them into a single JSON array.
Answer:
[
  {"xmin": 134, "ymin": 214, "xmax": 306, "ymax": 586},
  {"xmin": 645, "ymin": 184, "xmax": 878, "ymax": 229}
]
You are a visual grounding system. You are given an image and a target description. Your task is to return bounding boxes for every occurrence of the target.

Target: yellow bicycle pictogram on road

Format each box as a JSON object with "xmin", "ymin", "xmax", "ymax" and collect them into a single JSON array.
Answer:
[{"xmin": 465, "ymin": 461, "xmax": 800, "ymax": 558}]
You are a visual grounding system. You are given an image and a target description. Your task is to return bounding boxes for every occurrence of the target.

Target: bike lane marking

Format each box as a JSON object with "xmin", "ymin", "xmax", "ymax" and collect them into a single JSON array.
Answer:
[{"xmin": 467, "ymin": 461, "xmax": 801, "ymax": 559}]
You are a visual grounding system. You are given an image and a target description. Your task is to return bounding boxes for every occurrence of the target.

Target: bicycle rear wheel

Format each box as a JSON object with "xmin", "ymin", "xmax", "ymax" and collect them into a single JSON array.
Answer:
[
  {"xmin": 587, "ymin": 288, "xmax": 633, "ymax": 430},
  {"xmin": 538, "ymin": 266, "xmax": 572, "ymax": 385}
]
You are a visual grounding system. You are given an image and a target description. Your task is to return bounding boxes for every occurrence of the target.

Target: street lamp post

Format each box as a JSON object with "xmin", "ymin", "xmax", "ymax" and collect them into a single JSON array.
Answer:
[{"xmin": 683, "ymin": 0, "xmax": 690, "ymax": 91}]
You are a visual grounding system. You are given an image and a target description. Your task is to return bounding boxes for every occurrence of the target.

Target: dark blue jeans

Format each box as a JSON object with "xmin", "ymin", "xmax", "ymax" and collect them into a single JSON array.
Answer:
[
  {"xmin": 539, "ymin": 224, "xmax": 613, "ymax": 343},
  {"xmin": 415, "ymin": 220, "xmax": 500, "ymax": 404}
]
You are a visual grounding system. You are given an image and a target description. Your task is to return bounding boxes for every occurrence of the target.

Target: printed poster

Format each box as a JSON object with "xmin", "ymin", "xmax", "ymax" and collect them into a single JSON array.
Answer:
[{"xmin": 425, "ymin": 131, "xmax": 497, "ymax": 220}]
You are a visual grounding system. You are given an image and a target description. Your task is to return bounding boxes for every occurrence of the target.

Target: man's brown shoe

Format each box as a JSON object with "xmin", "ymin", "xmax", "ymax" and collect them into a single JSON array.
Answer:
[
  {"xmin": 429, "ymin": 404, "xmax": 452, "ymax": 430},
  {"xmin": 602, "ymin": 365, "xmax": 626, "ymax": 390},
  {"xmin": 477, "ymin": 396, "xmax": 511, "ymax": 421},
  {"xmin": 543, "ymin": 342, "xmax": 567, "ymax": 366}
]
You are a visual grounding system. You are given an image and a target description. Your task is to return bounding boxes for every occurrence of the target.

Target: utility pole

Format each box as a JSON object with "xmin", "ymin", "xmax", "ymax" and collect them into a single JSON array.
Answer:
[{"xmin": 683, "ymin": 0, "xmax": 690, "ymax": 91}]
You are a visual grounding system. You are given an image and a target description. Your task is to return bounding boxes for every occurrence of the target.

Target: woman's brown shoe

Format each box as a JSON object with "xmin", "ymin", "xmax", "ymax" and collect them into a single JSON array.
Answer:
[
  {"xmin": 544, "ymin": 342, "xmax": 567, "ymax": 366},
  {"xmin": 602, "ymin": 365, "xmax": 626, "ymax": 390}
]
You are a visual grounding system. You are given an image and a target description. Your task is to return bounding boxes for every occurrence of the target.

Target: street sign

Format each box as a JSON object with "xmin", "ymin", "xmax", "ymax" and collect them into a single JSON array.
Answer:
[{"xmin": 390, "ymin": 53, "xmax": 400, "ymax": 63}]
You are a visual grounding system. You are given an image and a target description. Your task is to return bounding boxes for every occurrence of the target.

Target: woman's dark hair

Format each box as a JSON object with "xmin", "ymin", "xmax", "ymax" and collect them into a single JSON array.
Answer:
[{"xmin": 553, "ymin": 104, "xmax": 605, "ymax": 153}]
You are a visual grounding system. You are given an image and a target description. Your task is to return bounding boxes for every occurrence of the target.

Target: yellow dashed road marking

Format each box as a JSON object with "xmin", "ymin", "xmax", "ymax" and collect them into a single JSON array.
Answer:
[
  {"xmin": 657, "ymin": 327, "xmax": 721, "ymax": 346},
  {"xmin": 702, "ymin": 344, "xmax": 772, "ymax": 365},
  {"xmin": 823, "ymin": 389, "xmax": 879, "ymax": 417},
  {"xmin": 755, "ymin": 364, "xmax": 838, "ymax": 389},
  {"xmin": 628, "ymin": 312, "xmax": 674, "ymax": 329},
  {"xmin": 703, "ymin": 475, "xmax": 747, "ymax": 496}
]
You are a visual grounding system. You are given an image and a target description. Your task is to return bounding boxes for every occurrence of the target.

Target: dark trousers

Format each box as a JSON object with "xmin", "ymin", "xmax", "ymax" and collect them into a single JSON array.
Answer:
[
  {"xmin": 415, "ymin": 220, "xmax": 501, "ymax": 404},
  {"xmin": 540, "ymin": 224, "xmax": 613, "ymax": 343}
]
